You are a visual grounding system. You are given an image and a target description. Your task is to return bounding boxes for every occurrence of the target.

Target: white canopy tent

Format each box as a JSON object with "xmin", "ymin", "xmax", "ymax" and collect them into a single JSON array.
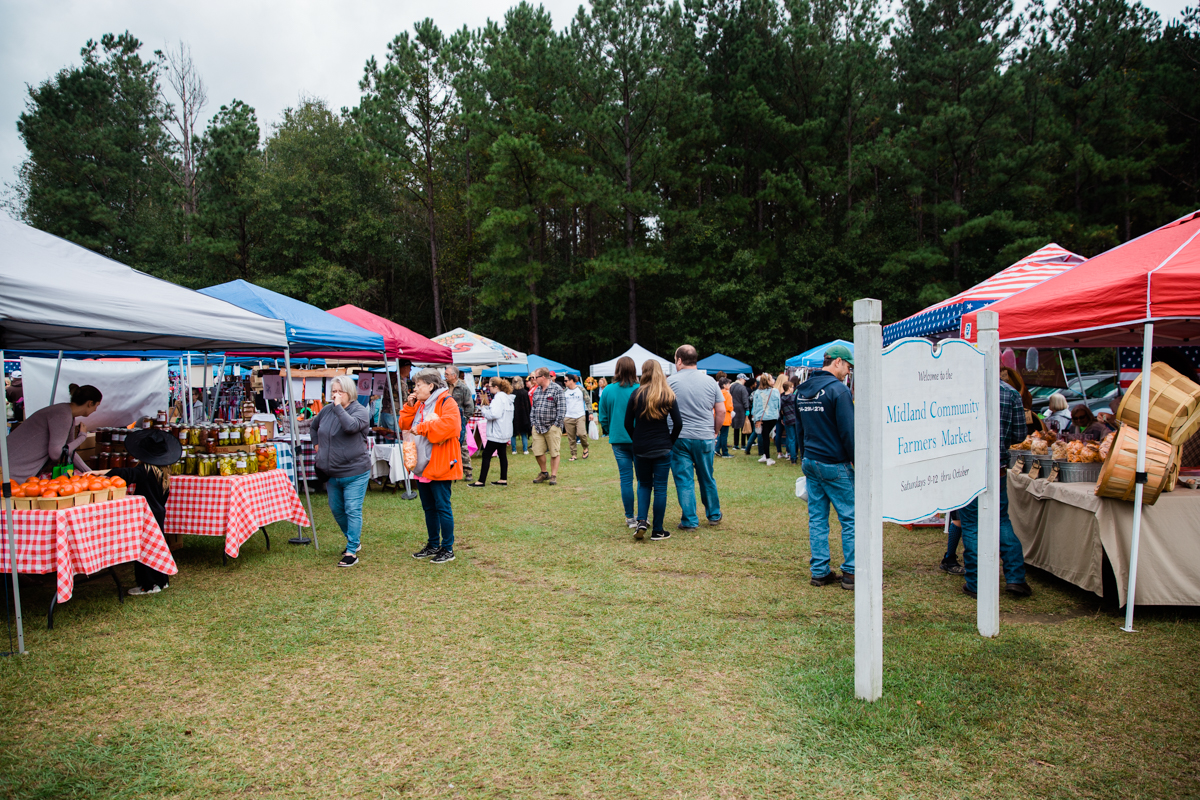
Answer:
[
  {"xmin": 429, "ymin": 327, "xmax": 528, "ymax": 368},
  {"xmin": 0, "ymin": 216, "xmax": 290, "ymax": 655},
  {"xmin": 591, "ymin": 344, "xmax": 676, "ymax": 377}
]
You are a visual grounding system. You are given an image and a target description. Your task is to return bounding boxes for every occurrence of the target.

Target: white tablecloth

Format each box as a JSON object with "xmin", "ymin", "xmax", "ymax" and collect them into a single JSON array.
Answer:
[{"xmin": 370, "ymin": 443, "xmax": 409, "ymax": 484}]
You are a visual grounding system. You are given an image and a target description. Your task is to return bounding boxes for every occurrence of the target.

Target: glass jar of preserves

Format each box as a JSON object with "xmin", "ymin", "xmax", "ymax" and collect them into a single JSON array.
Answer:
[
  {"xmin": 204, "ymin": 426, "xmax": 218, "ymax": 453},
  {"xmin": 176, "ymin": 425, "xmax": 188, "ymax": 445},
  {"xmin": 97, "ymin": 448, "xmax": 111, "ymax": 470},
  {"xmin": 217, "ymin": 453, "xmax": 234, "ymax": 477},
  {"xmin": 243, "ymin": 424, "xmax": 255, "ymax": 446},
  {"xmin": 111, "ymin": 452, "xmax": 127, "ymax": 469},
  {"xmin": 233, "ymin": 451, "xmax": 248, "ymax": 475},
  {"xmin": 184, "ymin": 448, "xmax": 197, "ymax": 475},
  {"xmin": 218, "ymin": 424, "xmax": 230, "ymax": 446},
  {"xmin": 188, "ymin": 426, "xmax": 202, "ymax": 446},
  {"xmin": 156, "ymin": 409, "xmax": 168, "ymax": 425},
  {"xmin": 96, "ymin": 428, "xmax": 111, "ymax": 445},
  {"xmin": 247, "ymin": 452, "xmax": 258, "ymax": 474}
]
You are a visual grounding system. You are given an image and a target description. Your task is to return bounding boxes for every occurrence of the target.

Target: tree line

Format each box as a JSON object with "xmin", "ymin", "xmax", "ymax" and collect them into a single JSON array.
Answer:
[{"xmin": 10, "ymin": 0, "xmax": 1200, "ymax": 371}]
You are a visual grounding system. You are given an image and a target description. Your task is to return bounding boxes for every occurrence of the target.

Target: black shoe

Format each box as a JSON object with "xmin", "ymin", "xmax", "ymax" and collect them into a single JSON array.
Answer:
[
  {"xmin": 677, "ymin": 523, "xmax": 698, "ymax": 531},
  {"xmin": 962, "ymin": 585, "xmax": 977, "ymax": 599},
  {"xmin": 707, "ymin": 516, "xmax": 722, "ymax": 526},
  {"xmin": 337, "ymin": 553, "xmax": 359, "ymax": 568},
  {"xmin": 810, "ymin": 572, "xmax": 840, "ymax": 587},
  {"xmin": 431, "ymin": 548, "xmax": 455, "ymax": 564},
  {"xmin": 634, "ymin": 521, "xmax": 647, "ymax": 540},
  {"xmin": 1005, "ymin": 582, "xmax": 1033, "ymax": 597},
  {"xmin": 940, "ymin": 559, "xmax": 966, "ymax": 576},
  {"xmin": 412, "ymin": 544, "xmax": 439, "ymax": 559},
  {"xmin": 841, "ymin": 572, "xmax": 855, "ymax": 591},
  {"xmin": 650, "ymin": 530, "xmax": 671, "ymax": 540}
]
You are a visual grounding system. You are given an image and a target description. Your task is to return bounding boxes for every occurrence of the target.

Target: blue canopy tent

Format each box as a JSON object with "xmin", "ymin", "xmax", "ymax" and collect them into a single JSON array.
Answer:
[
  {"xmin": 199, "ymin": 281, "xmax": 385, "ymax": 352},
  {"xmin": 481, "ymin": 354, "xmax": 579, "ymax": 378},
  {"xmin": 696, "ymin": 353, "xmax": 752, "ymax": 375},
  {"xmin": 199, "ymin": 280, "xmax": 391, "ymax": 544},
  {"xmin": 785, "ymin": 339, "xmax": 854, "ymax": 369}
]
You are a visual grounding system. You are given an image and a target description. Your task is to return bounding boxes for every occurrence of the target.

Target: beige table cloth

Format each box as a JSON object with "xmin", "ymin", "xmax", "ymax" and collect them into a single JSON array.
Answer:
[{"xmin": 1007, "ymin": 470, "xmax": 1200, "ymax": 606}]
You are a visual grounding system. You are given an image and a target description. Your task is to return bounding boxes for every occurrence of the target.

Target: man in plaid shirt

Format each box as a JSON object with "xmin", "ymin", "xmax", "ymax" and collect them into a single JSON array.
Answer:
[
  {"xmin": 529, "ymin": 367, "xmax": 565, "ymax": 485},
  {"xmin": 958, "ymin": 375, "xmax": 1031, "ymax": 599}
]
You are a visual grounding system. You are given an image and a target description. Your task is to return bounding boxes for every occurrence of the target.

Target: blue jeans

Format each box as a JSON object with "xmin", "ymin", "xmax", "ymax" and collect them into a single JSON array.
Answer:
[
  {"xmin": 672, "ymin": 437, "xmax": 721, "ymax": 527},
  {"xmin": 802, "ymin": 458, "xmax": 855, "ymax": 577},
  {"xmin": 783, "ymin": 424, "xmax": 798, "ymax": 462},
  {"xmin": 612, "ymin": 443, "xmax": 636, "ymax": 518},
  {"xmin": 417, "ymin": 480, "xmax": 455, "ymax": 550},
  {"xmin": 717, "ymin": 426, "xmax": 730, "ymax": 456},
  {"xmin": 944, "ymin": 512, "xmax": 962, "ymax": 562},
  {"xmin": 635, "ymin": 454, "xmax": 671, "ymax": 532},
  {"xmin": 381, "ymin": 412, "xmax": 397, "ymax": 432},
  {"xmin": 511, "ymin": 433, "xmax": 529, "ymax": 453},
  {"xmin": 326, "ymin": 470, "xmax": 370, "ymax": 554},
  {"xmin": 958, "ymin": 475, "xmax": 1026, "ymax": 592}
]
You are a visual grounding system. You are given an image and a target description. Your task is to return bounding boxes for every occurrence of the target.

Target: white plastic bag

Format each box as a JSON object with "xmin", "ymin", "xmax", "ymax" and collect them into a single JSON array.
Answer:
[
  {"xmin": 795, "ymin": 476, "xmax": 808, "ymax": 501},
  {"xmin": 588, "ymin": 419, "xmax": 600, "ymax": 440}
]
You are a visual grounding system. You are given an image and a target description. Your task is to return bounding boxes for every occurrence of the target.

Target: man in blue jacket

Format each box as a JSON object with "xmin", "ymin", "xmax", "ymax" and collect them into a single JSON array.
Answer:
[{"xmin": 794, "ymin": 344, "xmax": 856, "ymax": 591}]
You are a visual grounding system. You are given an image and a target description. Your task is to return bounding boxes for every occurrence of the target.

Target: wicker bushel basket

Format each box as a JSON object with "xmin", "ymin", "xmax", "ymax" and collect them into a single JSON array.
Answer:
[
  {"xmin": 1095, "ymin": 425, "xmax": 1180, "ymax": 505},
  {"xmin": 1117, "ymin": 361, "xmax": 1200, "ymax": 446}
]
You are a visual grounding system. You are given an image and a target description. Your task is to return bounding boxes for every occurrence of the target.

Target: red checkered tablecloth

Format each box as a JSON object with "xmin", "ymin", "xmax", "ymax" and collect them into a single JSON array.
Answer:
[
  {"xmin": 0, "ymin": 497, "xmax": 178, "ymax": 603},
  {"xmin": 164, "ymin": 470, "xmax": 311, "ymax": 557}
]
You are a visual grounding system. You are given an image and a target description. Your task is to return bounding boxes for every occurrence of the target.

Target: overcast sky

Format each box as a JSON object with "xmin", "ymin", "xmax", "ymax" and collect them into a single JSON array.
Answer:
[{"xmin": 1, "ymin": 0, "xmax": 1194, "ymax": 196}]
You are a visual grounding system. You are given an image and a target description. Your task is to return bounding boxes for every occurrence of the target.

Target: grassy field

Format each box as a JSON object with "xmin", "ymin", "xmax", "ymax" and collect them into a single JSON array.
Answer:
[{"xmin": 1, "ymin": 439, "xmax": 1197, "ymax": 799}]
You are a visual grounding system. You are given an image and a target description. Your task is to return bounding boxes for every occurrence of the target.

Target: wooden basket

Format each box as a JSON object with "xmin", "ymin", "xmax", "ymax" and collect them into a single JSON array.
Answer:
[
  {"xmin": 8, "ymin": 497, "xmax": 34, "ymax": 510},
  {"xmin": 37, "ymin": 496, "xmax": 76, "ymax": 511},
  {"xmin": 110, "ymin": 486, "xmax": 127, "ymax": 500},
  {"xmin": 1095, "ymin": 425, "xmax": 1180, "ymax": 505},
  {"xmin": 1117, "ymin": 361, "xmax": 1200, "ymax": 445}
]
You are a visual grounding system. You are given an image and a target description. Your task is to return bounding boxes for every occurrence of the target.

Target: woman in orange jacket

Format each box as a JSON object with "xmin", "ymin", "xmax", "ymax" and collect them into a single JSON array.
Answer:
[{"xmin": 398, "ymin": 368, "xmax": 464, "ymax": 564}]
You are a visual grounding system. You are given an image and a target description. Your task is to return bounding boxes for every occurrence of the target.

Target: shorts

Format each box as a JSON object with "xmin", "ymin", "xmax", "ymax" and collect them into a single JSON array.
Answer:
[{"xmin": 530, "ymin": 426, "xmax": 562, "ymax": 458}]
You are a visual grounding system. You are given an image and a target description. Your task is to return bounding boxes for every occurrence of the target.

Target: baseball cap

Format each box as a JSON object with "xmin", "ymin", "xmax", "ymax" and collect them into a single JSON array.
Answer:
[
  {"xmin": 825, "ymin": 344, "xmax": 854, "ymax": 365},
  {"xmin": 736, "ymin": 373, "xmax": 748, "ymax": 381}
]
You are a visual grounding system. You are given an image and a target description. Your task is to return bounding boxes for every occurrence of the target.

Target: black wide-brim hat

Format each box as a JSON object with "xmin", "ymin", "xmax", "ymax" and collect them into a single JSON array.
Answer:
[{"xmin": 123, "ymin": 428, "xmax": 183, "ymax": 467}]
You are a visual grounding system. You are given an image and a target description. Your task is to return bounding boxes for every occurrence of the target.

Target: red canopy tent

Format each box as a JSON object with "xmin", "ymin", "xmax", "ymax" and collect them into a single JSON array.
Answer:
[
  {"xmin": 959, "ymin": 209, "xmax": 1200, "ymax": 632},
  {"xmin": 960, "ymin": 211, "xmax": 1200, "ymax": 347}
]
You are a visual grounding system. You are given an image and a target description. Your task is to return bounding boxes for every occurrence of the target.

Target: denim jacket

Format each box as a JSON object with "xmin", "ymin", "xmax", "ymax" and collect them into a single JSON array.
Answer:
[{"xmin": 751, "ymin": 388, "xmax": 780, "ymax": 421}]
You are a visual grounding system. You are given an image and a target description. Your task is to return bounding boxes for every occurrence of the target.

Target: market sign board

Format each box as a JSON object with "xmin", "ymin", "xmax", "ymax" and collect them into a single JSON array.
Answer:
[{"xmin": 881, "ymin": 338, "xmax": 988, "ymax": 523}]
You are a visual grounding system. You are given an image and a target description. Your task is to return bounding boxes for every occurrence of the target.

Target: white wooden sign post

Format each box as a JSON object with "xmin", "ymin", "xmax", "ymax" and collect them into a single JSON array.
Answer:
[{"xmin": 854, "ymin": 301, "xmax": 1001, "ymax": 701}]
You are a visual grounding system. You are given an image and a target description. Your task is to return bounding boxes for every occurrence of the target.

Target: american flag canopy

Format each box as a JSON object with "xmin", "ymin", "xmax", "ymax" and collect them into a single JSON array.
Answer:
[
  {"xmin": 1118, "ymin": 346, "xmax": 1200, "ymax": 388},
  {"xmin": 883, "ymin": 244, "xmax": 1085, "ymax": 344}
]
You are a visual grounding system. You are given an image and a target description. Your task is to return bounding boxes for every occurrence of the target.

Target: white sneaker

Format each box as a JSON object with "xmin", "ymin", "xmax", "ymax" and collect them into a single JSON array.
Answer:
[
  {"xmin": 758, "ymin": 455, "xmax": 768, "ymax": 463},
  {"xmin": 128, "ymin": 585, "xmax": 161, "ymax": 596},
  {"xmin": 766, "ymin": 458, "xmax": 776, "ymax": 466},
  {"xmin": 626, "ymin": 517, "xmax": 637, "ymax": 529},
  {"xmin": 523, "ymin": 450, "xmax": 530, "ymax": 455}
]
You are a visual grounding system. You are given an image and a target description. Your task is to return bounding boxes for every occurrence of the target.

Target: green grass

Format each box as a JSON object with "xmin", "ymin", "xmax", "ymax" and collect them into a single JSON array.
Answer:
[{"xmin": 1, "ymin": 439, "xmax": 1197, "ymax": 799}]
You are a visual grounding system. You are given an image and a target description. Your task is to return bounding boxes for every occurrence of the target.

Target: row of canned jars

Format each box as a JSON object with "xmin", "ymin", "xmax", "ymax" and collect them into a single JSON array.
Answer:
[
  {"xmin": 173, "ymin": 422, "xmax": 271, "ymax": 448},
  {"xmin": 172, "ymin": 445, "xmax": 279, "ymax": 476}
]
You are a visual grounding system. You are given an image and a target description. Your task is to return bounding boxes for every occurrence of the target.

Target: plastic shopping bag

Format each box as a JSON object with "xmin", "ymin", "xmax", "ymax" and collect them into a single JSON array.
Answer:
[
  {"xmin": 795, "ymin": 476, "xmax": 808, "ymax": 501},
  {"xmin": 588, "ymin": 419, "xmax": 600, "ymax": 440}
]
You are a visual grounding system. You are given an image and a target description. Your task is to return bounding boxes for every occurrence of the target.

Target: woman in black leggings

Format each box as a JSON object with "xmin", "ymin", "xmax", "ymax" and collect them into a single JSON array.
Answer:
[{"xmin": 470, "ymin": 378, "xmax": 514, "ymax": 487}]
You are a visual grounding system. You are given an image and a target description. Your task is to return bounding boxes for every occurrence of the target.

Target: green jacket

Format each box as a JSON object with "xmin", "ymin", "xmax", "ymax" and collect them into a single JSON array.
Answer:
[{"xmin": 598, "ymin": 382, "xmax": 639, "ymax": 444}]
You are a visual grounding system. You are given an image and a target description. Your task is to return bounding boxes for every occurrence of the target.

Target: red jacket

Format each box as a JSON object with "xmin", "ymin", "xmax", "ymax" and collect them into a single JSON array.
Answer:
[{"xmin": 398, "ymin": 390, "xmax": 464, "ymax": 481}]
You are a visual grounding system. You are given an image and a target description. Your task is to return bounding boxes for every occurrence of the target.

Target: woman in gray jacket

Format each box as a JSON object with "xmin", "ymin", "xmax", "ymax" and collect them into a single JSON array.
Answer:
[{"xmin": 310, "ymin": 375, "xmax": 372, "ymax": 567}]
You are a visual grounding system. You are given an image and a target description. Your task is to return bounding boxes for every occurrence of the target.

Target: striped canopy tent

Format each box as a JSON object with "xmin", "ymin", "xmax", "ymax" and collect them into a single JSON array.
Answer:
[{"xmin": 882, "ymin": 244, "xmax": 1085, "ymax": 345}]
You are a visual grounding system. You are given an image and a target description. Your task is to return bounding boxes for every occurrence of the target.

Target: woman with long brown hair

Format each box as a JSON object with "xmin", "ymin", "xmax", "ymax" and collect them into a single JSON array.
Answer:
[
  {"xmin": 623, "ymin": 360, "xmax": 682, "ymax": 540},
  {"xmin": 471, "ymin": 377, "xmax": 514, "ymax": 487}
]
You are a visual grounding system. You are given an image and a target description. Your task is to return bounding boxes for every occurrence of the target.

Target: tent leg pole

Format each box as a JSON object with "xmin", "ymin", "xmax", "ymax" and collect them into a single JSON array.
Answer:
[
  {"xmin": 1070, "ymin": 349, "xmax": 1085, "ymax": 400},
  {"xmin": 1122, "ymin": 323, "xmax": 1154, "ymax": 633},
  {"xmin": 384, "ymin": 355, "xmax": 416, "ymax": 500},
  {"xmin": 201, "ymin": 353, "xmax": 209, "ymax": 424},
  {"xmin": 0, "ymin": 349, "xmax": 27, "ymax": 655},
  {"xmin": 209, "ymin": 354, "xmax": 226, "ymax": 420},
  {"xmin": 284, "ymin": 349, "xmax": 314, "ymax": 548},
  {"xmin": 49, "ymin": 350, "xmax": 63, "ymax": 405},
  {"xmin": 185, "ymin": 353, "xmax": 192, "ymax": 426}
]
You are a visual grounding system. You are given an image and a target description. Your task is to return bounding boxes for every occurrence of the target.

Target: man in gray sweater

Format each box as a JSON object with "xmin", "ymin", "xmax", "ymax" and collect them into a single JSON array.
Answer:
[
  {"xmin": 729, "ymin": 374, "xmax": 750, "ymax": 450},
  {"xmin": 446, "ymin": 366, "xmax": 475, "ymax": 481}
]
